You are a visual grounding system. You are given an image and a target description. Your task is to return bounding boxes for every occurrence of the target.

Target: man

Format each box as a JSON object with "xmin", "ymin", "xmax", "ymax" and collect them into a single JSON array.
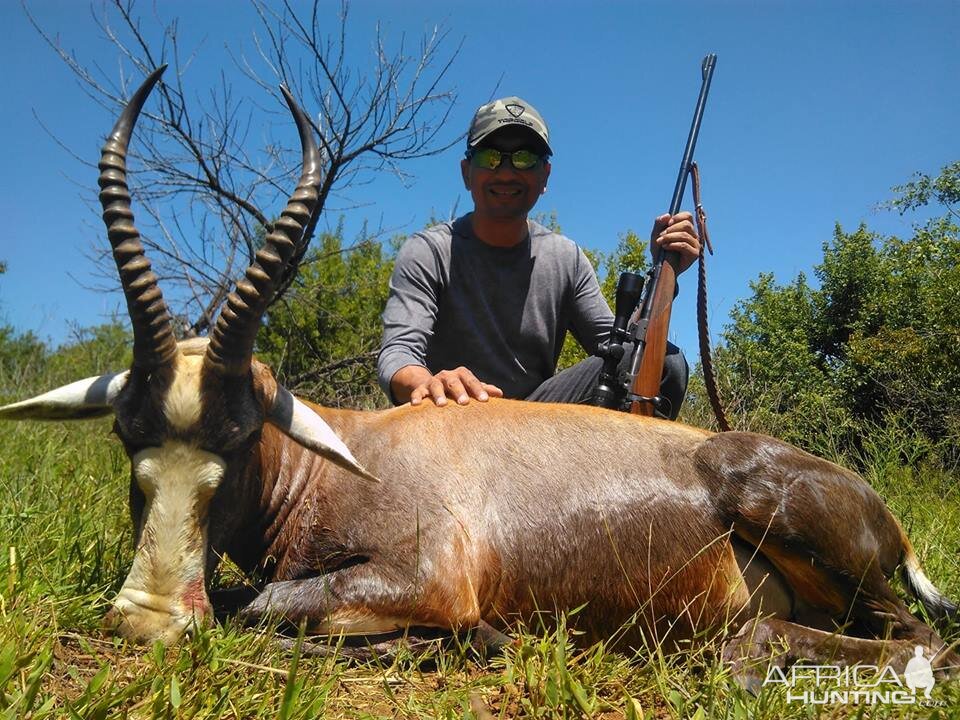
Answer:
[{"xmin": 377, "ymin": 96, "xmax": 699, "ymax": 418}]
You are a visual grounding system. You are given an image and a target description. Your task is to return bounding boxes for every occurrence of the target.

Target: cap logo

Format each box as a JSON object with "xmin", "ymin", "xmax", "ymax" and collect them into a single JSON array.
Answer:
[{"xmin": 505, "ymin": 103, "xmax": 525, "ymax": 118}]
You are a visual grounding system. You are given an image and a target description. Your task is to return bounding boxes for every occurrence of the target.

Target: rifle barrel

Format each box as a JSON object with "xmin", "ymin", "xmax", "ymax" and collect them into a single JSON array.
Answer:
[
  {"xmin": 590, "ymin": 54, "xmax": 718, "ymax": 413},
  {"xmin": 626, "ymin": 53, "xmax": 717, "ymax": 415},
  {"xmin": 667, "ymin": 54, "xmax": 716, "ymax": 217}
]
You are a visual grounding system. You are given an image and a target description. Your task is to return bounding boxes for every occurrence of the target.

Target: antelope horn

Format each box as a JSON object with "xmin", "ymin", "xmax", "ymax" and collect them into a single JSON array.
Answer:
[
  {"xmin": 98, "ymin": 65, "xmax": 178, "ymax": 371},
  {"xmin": 204, "ymin": 86, "xmax": 321, "ymax": 376}
]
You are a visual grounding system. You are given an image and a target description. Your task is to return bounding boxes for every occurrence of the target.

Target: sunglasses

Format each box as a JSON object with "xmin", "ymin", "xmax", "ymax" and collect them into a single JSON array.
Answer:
[{"xmin": 467, "ymin": 147, "xmax": 545, "ymax": 171}]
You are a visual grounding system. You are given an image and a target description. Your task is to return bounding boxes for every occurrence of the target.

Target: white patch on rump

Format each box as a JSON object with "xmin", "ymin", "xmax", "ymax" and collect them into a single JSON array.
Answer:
[
  {"xmin": 164, "ymin": 353, "xmax": 205, "ymax": 431},
  {"xmin": 110, "ymin": 441, "xmax": 225, "ymax": 642}
]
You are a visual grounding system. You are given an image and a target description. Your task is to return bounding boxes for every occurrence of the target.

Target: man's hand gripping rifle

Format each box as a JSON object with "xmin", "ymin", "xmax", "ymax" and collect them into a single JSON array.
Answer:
[{"xmin": 593, "ymin": 54, "xmax": 717, "ymax": 415}]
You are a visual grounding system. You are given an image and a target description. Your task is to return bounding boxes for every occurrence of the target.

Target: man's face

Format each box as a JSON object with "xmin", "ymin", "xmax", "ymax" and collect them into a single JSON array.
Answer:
[{"xmin": 460, "ymin": 127, "xmax": 551, "ymax": 221}]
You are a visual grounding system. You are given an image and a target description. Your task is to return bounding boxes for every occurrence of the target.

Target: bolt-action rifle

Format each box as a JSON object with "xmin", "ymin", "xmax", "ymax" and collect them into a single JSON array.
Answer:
[{"xmin": 592, "ymin": 54, "xmax": 717, "ymax": 416}]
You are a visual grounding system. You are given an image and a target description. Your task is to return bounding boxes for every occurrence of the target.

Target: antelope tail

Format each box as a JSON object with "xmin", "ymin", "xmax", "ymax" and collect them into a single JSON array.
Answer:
[{"xmin": 900, "ymin": 533, "xmax": 958, "ymax": 622}]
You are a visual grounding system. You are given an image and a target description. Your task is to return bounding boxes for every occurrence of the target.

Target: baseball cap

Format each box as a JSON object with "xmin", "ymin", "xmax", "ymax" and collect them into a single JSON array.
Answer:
[{"xmin": 467, "ymin": 96, "xmax": 552, "ymax": 156}]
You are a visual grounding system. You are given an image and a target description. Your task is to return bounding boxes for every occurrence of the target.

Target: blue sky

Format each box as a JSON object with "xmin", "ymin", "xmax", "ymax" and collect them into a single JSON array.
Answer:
[{"xmin": 1, "ymin": 0, "xmax": 957, "ymax": 364}]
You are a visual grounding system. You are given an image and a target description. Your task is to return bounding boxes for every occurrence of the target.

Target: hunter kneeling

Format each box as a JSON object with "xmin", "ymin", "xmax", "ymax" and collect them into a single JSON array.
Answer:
[{"xmin": 377, "ymin": 96, "xmax": 699, "ymax": 418}]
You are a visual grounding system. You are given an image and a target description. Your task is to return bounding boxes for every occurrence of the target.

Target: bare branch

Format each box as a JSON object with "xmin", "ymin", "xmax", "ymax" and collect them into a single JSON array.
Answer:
[{"xmin": 31, "ymin": 0, "xmax": 461, "ymax": 340}]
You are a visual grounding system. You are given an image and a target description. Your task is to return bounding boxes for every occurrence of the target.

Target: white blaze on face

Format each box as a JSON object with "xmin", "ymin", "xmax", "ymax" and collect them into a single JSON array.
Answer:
[
  {"xmin": 110, "ymin": 442, "xmax": 226, "ymax": 643},
  {"xmin": 108, "ymin": 349, "xmax": 227, "ymax": 643},
  {"xmin": 164, "ymin": 352, "xmax": 205, "ymax": 431}
]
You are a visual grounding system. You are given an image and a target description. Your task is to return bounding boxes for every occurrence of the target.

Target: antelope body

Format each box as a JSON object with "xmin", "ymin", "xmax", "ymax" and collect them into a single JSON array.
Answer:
[{"xmin": 3, "ymin": 69, "xmax": 957, "ymax": 684}]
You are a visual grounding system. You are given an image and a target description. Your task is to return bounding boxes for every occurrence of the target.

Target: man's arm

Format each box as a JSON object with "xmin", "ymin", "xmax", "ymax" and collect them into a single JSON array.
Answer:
[
  {"xmin": 377, "ymin": 234, "xmax": 440, "ymax": 403},
  {"xmin": 378, "ymin": 233, "xmax": 502, "ymax": 406},
  {"xmin": 566, "ymin": 246, "xmax": 615, "ymax": 355},
  {"xmin": 567, "ymin": 211, "xmax": 698, "ymax": 354}
]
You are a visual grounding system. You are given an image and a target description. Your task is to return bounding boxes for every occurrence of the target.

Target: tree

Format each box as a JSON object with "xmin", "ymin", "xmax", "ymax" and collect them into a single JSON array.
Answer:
[
  {"xmin": 0, "ymin": 262, "xmax": 128, "ymax": 398},
  {"xmin": 257, "ymin": 222, "xmax": 395, "ymax": 408},
  {"xmin": 29, "ymin": 0, "xmax": 461, "ymax": 338},
  {"xmin": 0, "ymin": 325, "xmax": 46, "ymax": 399},
  {"xmin": 0, "ymin": 261, "xmax": 46, "ymax": 396},
  {"xmin": 709, "ymin": 162, "xmax": 960, "ymax": 464},
  {"xmin": 884, "ymin": 160, "xmax": 960, "ymax": 221},
  {"xmin": 710, "ymin": 266, "xmax": 853, "ymax": 449},
  {"xmin": 46, "ymin": 321, "xmax": 133, "ymax": 386}
]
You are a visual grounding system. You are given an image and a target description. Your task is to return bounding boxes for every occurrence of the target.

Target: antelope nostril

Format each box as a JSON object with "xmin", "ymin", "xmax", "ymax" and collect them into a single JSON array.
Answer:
[{"xmin": 105, "ymin": 590, "xmax": 209, "ymax": 644}]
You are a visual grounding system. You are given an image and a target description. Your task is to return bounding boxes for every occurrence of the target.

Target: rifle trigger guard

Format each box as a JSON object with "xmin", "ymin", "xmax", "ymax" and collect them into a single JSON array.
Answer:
[{"xmin": 627, "ymin": 393, "xmax": 662, "ymax": 409}]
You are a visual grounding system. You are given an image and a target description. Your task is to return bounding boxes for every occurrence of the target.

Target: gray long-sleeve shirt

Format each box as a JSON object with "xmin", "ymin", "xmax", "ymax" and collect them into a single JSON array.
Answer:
[{"xmin": 377, "ymin": 214, "xmax": 613, "ymax": 402}]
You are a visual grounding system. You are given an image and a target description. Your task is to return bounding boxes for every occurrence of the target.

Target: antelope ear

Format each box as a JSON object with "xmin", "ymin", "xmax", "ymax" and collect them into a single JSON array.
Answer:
[
  {"xmin": 266, "ymin": 385, "xmax": 380, "ymax": 483},
  {"xmin": 0, "ymin": 371, "xmax": 129, "ymax": 421}
]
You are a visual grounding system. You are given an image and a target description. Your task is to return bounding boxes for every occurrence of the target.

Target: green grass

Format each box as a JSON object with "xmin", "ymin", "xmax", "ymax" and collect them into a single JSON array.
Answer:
[{"xmin": 1, "ymin": 410, "xmax": 959, "ymax": 718}]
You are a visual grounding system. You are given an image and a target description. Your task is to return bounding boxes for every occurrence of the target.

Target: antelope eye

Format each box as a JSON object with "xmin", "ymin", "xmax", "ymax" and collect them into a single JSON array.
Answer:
[
  {"xmin": 111, "ymin": 420, "xmax": 134, "ymax": 445},
  {"xmin": 111, "ymin": 420, "xmax": 154, "ymax": 454},
  {"xmin": 217, "ymin": 427, "xmax": 262, "ymax": 455}
]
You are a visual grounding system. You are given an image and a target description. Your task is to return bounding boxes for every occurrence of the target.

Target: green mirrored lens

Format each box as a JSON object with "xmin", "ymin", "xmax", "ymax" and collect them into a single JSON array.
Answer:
[
  {"xmin": 472, "ymin": 148, "xmax": 502, "ymax": 169},
  {"xmin": 470, "ymin": 148, "xmax": 541, "ymax": 170},
  {"xmin": 510, "ymin": 150, "xmax": 540, "ymax": 170}
]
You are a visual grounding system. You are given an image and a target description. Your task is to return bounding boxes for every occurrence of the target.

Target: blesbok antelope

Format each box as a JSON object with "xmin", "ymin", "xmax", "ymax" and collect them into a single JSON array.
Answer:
[{"xmin": 2, "ymin": 68, "xmax": 957, "ymax": 684}]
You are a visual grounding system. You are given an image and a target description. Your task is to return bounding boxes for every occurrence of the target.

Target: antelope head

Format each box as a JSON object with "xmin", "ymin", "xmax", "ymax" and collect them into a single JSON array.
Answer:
[{"xmin": 0, "ymin": 67, "xmax": 374, "ymax": 643}]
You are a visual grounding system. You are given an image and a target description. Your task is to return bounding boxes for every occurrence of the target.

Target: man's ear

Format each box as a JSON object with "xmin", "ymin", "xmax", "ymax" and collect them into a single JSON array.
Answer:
[
  {"xmin": 460, "ymin": 158, "xmax": 471, "ymax": 190},
  {"xmin": 541, "ymin": 161, "xmax": 551, "ymax": 194}
]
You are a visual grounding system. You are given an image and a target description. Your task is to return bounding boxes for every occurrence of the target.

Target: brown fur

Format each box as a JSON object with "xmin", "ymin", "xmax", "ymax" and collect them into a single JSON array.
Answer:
[{"xmin": 194, "ymin": 378, "xmax": 955, "ymax": 671}]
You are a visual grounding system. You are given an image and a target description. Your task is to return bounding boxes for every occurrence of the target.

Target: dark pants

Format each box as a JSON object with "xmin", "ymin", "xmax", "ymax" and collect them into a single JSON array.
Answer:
[{"xmin": 524, "ymin": 342, "xmax": 688, "ymax": 420}]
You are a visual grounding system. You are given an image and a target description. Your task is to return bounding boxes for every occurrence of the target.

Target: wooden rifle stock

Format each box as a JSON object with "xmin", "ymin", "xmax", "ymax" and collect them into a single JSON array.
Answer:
[
  {"xmin": 627, "ymin": 54, "xmax": 716, "ymax": 417},
  {"xmin": 629, "ymin": 255, "xmax": 679, "ymax": 415}
]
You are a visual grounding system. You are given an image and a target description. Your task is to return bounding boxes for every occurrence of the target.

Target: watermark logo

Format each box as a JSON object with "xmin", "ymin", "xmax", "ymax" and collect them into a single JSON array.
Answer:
[
  {"xmin": 904, "ymin": 646, "xmax": 935, "ymax": 699},
  {"xmin": 763, "ymin": 646, "xmax": 940, "ymax": 706}
]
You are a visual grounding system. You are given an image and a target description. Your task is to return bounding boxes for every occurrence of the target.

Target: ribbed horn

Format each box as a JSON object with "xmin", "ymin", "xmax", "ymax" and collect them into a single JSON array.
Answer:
[
  {"xmin": 204, "ymin": 86, "xmax": 321, "ymax": 376},
  {"xmin": 98, "ymin": 65, "xmax": 178, "ymax": 370}
]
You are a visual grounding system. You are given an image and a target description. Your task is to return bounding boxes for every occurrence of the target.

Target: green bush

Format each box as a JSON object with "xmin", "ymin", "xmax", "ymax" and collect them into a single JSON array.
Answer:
[
  {"xmin": 698, "ymin": 162, "xmax": 960, "ymax": 467},
  {"xmin": 556, "ymin": 229, "xmax": 649, "ymax": 371},
  {"xmin": 0, "ymin": 321, "xmax": 131, "ymax": 402},
  {"xmin": 257, "ymin": 227, "xmax": 395, "ymax": 409},
  {"xmin": 0, "ymin": 325, "xmax": 47, "ymax": 399}
]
